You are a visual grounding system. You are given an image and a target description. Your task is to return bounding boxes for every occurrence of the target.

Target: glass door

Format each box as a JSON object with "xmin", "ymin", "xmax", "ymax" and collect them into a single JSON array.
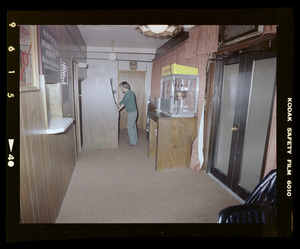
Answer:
[
  {"xmin": 209, "ymin": 53, "xmax": 276, "ymax": 200},
  {"xmin": 209, "ymin": 54, "xmax": 243, "ymax": 188},
  {"xmin": 233, "ymin": 56, "xmax": 276, "ymax": 198},
  {"xmin": 211, "ymin": 61, "xmax": 240, "ymax": 184}
]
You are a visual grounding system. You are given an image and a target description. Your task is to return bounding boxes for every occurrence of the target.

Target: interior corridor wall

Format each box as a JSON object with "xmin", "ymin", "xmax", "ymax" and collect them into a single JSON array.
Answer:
[{"xmin": 20, "ymin": 25, "xmax": 87, "ymax": 223}]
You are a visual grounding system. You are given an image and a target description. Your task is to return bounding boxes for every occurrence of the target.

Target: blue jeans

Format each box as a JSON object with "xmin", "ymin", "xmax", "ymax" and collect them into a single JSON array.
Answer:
[{"xmin": 127, "ymin": 111, "xmax": 138, "ymax": 145}]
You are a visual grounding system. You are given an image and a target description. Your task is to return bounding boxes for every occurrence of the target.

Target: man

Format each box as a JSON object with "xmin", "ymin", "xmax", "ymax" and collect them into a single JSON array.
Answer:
[{"xmin": 117, "ymin": 81, "xmax": 138, "ymax": 146}]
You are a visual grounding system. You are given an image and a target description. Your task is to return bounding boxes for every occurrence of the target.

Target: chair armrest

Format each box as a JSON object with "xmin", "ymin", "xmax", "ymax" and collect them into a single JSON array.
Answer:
[{"xmin": 218, "ymin": 203, "xmax": 276, "ymax": 224}]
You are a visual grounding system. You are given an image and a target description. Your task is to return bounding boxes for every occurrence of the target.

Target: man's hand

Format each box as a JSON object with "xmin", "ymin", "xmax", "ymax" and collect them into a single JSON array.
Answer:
[{"xmin": 117, "ymin": 104, "xmax": 124, "ymax": 111}]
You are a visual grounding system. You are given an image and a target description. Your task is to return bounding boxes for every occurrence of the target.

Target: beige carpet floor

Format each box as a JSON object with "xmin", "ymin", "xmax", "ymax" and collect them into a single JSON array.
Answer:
[{"xmin": 56, "ymin": 129, "xmax": 241, "ymax": 223}]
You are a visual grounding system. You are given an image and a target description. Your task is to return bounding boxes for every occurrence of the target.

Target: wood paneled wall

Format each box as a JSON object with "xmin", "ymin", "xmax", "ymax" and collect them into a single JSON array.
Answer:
[{"xmin": 20, "ymin": 25, "xmax": 86, "ymax": 223}]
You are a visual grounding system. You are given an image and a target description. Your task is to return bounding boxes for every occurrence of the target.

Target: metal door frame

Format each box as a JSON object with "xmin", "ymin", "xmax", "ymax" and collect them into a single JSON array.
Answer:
[
  {"xmin": 72, "ymin": 61, "xmax": 82, "ymax": 157},
  {"xmin": 208, "ymin": 51, "xmax": 276, "ymax": 200}
]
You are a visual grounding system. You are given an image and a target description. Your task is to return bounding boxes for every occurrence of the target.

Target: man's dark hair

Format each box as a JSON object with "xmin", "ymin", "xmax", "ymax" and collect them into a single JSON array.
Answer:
[{"xmin": 119, "ymin": 81, "xmax": 131, "ymax": 90}]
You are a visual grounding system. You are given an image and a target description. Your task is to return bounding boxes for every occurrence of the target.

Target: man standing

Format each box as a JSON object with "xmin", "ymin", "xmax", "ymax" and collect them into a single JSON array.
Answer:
[{"xmin": 117, "ymin": 81, "xmax": 138, "ymax": 146}]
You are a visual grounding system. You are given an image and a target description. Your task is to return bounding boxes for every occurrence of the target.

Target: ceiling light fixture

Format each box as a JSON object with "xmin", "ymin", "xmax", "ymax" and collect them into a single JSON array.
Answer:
[
  {"xmin": 136, "ymin": 25, "xmax": 180, "ymax": 37},
  {"xmin": 108, "ymin": 40, "xmax": 117, "ymax": 61},
  {"xmin": 147, "ymin": 25, "xmax": 169, "ymax": 34}
]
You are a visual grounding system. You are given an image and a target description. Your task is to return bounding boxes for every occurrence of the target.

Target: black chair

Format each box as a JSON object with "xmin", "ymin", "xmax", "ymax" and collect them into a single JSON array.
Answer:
[{"xmin": 218, "ymin": 169, "xmax": 277, "ymax": 224}]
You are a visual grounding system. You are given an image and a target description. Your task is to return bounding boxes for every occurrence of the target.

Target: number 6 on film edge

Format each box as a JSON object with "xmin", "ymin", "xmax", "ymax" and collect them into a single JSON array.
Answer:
[{"xmin": 9, "ymin": 22, "xmax": 16, "ymax": 28}]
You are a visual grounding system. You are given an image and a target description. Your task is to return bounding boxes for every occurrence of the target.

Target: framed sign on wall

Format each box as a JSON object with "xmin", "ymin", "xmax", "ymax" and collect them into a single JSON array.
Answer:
[
  {"xmin": 19, "ymin": 25, "xmax": 40, "ymax": 92},
  {"xmin": 38, "ymin": 25, "xmax": 60, "ymax": 83}
]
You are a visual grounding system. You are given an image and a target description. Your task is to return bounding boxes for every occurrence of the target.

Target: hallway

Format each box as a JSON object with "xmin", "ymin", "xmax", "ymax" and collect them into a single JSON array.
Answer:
[{"xmin": 56, "ymin": 129, "xmax": 241, "ymax": 223}]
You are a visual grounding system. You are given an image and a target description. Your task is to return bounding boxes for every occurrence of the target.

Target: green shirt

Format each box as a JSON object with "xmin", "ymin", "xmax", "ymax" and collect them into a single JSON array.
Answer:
[{"xmin": 119, "ymin": 89, "xmax": 137, "ymax": 112}]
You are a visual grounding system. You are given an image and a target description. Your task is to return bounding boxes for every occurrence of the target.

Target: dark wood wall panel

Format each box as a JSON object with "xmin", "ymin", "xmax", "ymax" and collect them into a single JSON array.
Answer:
[{"xmin": 20, "ymin": 25, "xmax": 86, "ymax": 223}]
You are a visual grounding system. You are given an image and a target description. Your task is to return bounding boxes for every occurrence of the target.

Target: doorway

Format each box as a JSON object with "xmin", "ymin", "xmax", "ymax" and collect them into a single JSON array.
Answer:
[
  {"xmin": 73, "ymin": 61, "xmax": 82, "ymax": 156},
  {"xmin": 118, "ymin": 71, "xmax": 146, "ymax": 129},
  {"xmin": 208, "ymin": 52, "xmax": 276, "ymax": 200}
]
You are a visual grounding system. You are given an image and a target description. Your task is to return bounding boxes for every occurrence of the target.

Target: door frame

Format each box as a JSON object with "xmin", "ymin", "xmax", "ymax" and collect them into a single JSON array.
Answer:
[
  {"xmin": 208, "ymin": 51, "xmax": 276, "ymax": 200},
  {"xmin": 72, "ymin": 61, "xmax": 82, "ymax": 157},
  {"xmin": 117, "ymin": 70, "xmax": 147, "ymax": 129},
  {"xmin": 208, "ymin": 54, "xmax": 246, "ymax": 186}
]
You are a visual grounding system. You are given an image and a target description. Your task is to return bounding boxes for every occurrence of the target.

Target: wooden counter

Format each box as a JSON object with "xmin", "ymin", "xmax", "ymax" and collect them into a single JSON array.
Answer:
[{"xmin": 148, "ymin": 112, "xmax": 197, "ymax": 171}]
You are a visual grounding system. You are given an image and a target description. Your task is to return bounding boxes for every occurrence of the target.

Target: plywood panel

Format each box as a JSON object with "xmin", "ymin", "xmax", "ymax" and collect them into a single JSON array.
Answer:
[
  {"xmin": 81, "ymin": 76, "xmax": 119, "ymax": 149},
  {"xmin": 147, "ymin": 113, "xmax": 197, "ymax": 171},
  {"xmin": 156, "ymin": 117, "xmax": 197, "ymax": 171}
]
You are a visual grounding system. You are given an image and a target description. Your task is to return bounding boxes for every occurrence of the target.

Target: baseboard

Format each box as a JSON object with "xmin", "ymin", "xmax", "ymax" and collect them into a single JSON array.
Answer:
[{"xmin": 207, "ymin": 173, "xmax": 245, "ymax": 204}]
